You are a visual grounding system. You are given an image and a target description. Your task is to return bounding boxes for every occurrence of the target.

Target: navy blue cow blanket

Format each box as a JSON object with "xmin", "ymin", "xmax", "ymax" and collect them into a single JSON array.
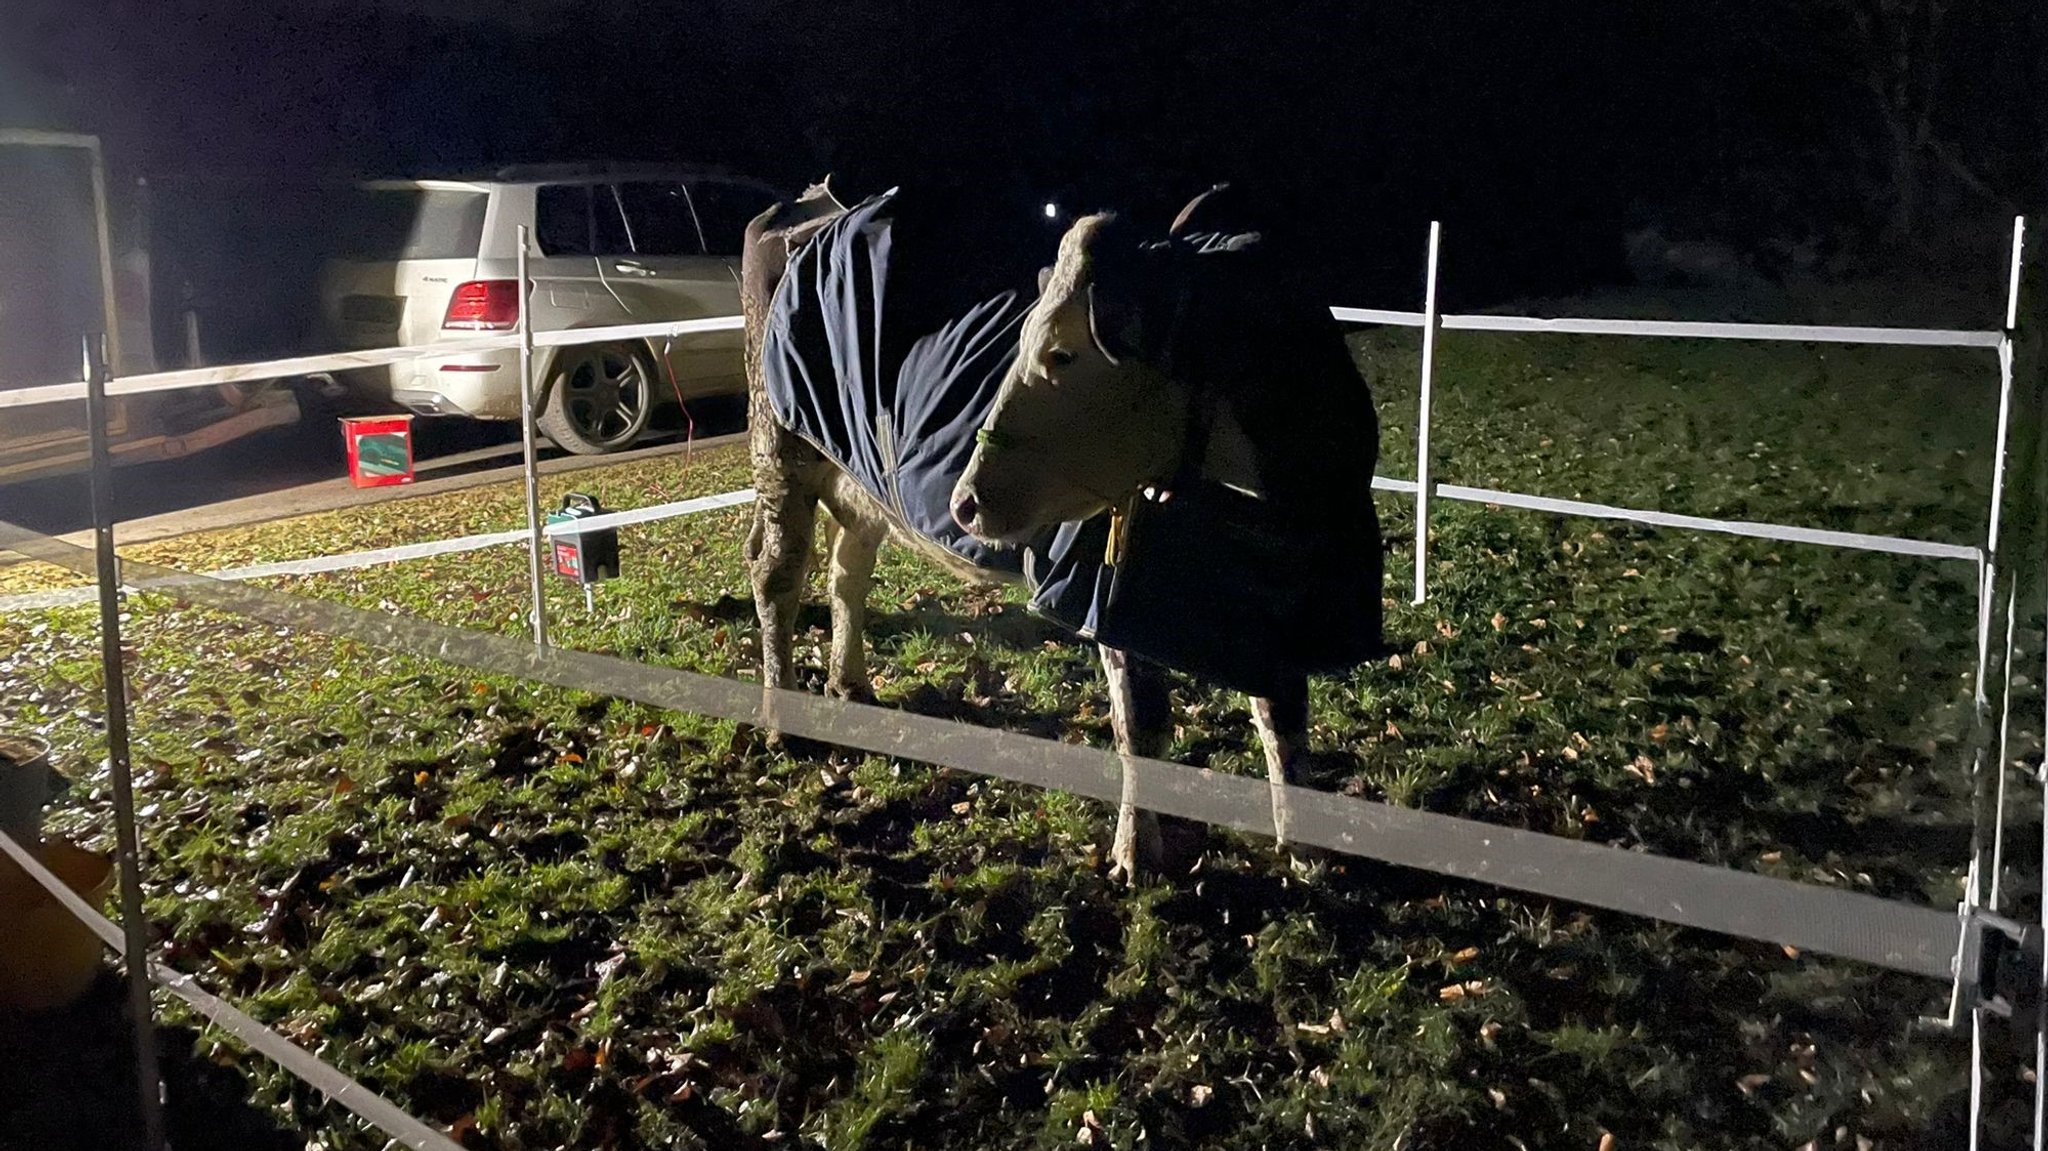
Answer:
[
  {"xmin": 761, "ymin": 190, "xmax": 1035, "ymax": 574},
  {"xmin": 761, "ymin": 189, "xmax": 1384, "ymax": 696}
]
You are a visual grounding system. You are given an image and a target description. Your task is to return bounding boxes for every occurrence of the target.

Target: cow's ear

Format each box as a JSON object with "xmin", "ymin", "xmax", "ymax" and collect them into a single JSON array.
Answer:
[
  {"xmin": 1079, "ymin": 215, "xmax": 1155, "ymax": 364},
  {"xmin": 1085, "ymin": 280, "xmax": 1139, "ymax": 365},
  {"xmin": 1087, "ymin": 263, "xmax": 1172, "ymax": 366},
  {"xmin": 1037, "ymin": 266, "xmax": 1054, "ymax": 295}
]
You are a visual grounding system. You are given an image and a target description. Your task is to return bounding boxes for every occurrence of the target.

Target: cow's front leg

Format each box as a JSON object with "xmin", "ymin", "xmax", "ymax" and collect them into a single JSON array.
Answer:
[
  {"xmin": 822, "ymin": 510, "xmax": 883, "ymax": 703},
  {"xmin": 745, "ymin": 480, "xmax": 817, "ymax": 700},
  {"xmin": 1101, "ymin": 645, "xmax": 1170, "ymax": 884},
  {"xmin": 1251, "ymin": 677, "xmax": 1311, "ymax": 857}
]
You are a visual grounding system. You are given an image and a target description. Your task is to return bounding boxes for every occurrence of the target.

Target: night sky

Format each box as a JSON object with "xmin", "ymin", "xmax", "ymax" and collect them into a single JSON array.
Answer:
[{"xmin": 4, "ymin": 0, "xmax": 2042, "ymax": 306}]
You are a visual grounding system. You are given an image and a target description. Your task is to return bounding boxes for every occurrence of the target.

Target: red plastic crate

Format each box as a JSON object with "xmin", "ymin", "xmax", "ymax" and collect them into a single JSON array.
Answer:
[{"xmin": 339, "ymin": 415, "xmax": 416, "ymax": 488}]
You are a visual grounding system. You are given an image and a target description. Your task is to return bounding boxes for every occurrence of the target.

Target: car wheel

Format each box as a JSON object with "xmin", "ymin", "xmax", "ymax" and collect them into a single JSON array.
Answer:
[{"xmin": 537, "ymin": 344, "xmax": 656, "ymax": 454}]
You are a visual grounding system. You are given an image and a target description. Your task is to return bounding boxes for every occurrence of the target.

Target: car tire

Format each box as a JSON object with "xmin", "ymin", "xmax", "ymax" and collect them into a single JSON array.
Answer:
[{"xmin": 536, "ymin": 344, "xmax": 658, "ymax": 455}]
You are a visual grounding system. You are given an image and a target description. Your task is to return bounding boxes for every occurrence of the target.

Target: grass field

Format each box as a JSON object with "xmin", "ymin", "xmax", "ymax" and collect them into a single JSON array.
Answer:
[{"xmin": 0, "ymin": 327, "xmax": 2039, "ymax": 1150}]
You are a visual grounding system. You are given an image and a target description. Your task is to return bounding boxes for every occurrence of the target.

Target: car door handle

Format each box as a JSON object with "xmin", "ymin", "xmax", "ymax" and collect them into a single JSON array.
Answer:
[{"xmin": 612, "ymin": 261, "xmax": 657, "ymax": 277}]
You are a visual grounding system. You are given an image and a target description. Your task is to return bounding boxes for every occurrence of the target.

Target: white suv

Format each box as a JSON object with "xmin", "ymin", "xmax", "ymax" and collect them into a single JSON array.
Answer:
[{"xmin": 318, "ymin": 165, "xmax": 782, "ymax": 453}]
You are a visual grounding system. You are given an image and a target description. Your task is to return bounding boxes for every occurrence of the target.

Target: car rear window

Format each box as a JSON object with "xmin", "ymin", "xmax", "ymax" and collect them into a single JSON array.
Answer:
[
  {"xmin": 615, "ymin": 182, "xmax": 703, "ymax": 257},
  {"xmin": 338, "ymin": 189, "xmax": 488, "ymax": 261},
  {"xmin": 536, "ymin": 184, "xmax": 633, "ymax": 257}
]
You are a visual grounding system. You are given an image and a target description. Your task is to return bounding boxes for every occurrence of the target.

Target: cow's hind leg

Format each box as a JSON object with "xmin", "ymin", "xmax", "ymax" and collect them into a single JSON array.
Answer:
[
  {"xmin": 746, "ymin": 476, "xmax": 818, "ymax": 700},
  {"xmin": 1102, "ymin": 645, "xmax": 1171, "ymax": 884},
  {"xmin": 1251, "ymin": 676, "xmax": 1312, "ymax": 865},
  {"xmin": 820, "ymin": 483, "xmax": 885, "ymax": 703}
]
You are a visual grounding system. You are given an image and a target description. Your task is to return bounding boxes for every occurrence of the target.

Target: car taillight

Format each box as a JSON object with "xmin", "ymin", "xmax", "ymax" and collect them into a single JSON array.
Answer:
[{"xmin": 442, "ymin": 280, "xmax": 521, "ymax": 330}]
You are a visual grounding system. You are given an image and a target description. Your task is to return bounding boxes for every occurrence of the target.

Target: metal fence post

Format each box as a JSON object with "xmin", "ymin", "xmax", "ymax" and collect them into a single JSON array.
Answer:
[
  {"xmin": 1413, "ymin": 221, "xmax": 1443, "ymax": 605},
  {"xmin": 516, "ymin": 227, "xmax": 549, "ymax": 650},
  {"xmin": 82, "ymin": 333, "xmax": 167, "ymax": 1151}
]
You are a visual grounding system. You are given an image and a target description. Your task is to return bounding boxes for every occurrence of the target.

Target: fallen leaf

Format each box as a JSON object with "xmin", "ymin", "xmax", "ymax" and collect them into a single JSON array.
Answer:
[
  {"xmin": 1449, "ymin": 946, "xmax": 1480, "ymax": 966},
  {"xmin": 1491, "ymin": 612, "xmax": 1508, "ymax": 632}
]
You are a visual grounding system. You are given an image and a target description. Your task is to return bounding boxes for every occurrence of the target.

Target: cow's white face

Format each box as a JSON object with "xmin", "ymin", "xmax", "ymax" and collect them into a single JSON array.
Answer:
[{"xmin": 951, "ymin": 215, "xmax": 1187, "ymax": 543}]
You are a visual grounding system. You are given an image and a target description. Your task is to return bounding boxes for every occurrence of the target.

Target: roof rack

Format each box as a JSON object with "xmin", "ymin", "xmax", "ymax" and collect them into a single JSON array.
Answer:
[{"xmin": 486, "ymin": 160, "xmax": 742, "ymax": 183}]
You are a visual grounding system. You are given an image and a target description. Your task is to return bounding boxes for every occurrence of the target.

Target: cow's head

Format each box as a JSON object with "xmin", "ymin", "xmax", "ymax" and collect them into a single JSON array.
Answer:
[{"xmin": 949, "ymin": 212, "xmax": 1191, "ymax": 543}]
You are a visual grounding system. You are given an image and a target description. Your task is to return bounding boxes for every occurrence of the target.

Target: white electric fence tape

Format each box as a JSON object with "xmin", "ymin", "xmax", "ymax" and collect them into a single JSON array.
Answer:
[
  {"xmin": 1328, "ymin": 306, "xmax": 1428, "ymax": 327},
  {"xmin": 0, "ymin": 829, "xmax": 466, "ymax": 1151},
  {"xmin": 1438, "ymin": 313, "xmax": 2006, "ymax": 348},
  {"xmin": 0, "ymin": 316, "xmax": 747, "ymax": 411},
  {"xmin": 0, "ymin": 307, "xmax": 2003, "ymax": 413},
  {"xmin": 0, "ymin": 516, "xmax": 1964, "ymax": 979},
  {"xmin": 0, "ymin": 489, "xmax": 761, "ymax": 615},
  {"xmin": 1434, "ymin": 483, "xmax": 1982, "ymax": 563},
  {"xmin": 0, "ymin": 478, "xmax": 1972, "ymax": 620}
]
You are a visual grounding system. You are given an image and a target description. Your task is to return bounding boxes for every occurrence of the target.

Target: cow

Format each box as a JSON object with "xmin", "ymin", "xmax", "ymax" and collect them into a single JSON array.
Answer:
[{"xmin": 740, "ymin": 179, "xmax": 1383, "ymax": 881}]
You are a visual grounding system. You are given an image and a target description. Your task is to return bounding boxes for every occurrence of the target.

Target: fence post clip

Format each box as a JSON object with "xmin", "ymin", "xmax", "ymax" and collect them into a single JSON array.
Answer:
[{"xmin": 1957, "ymin": 906, "xmax": 2041, "ymax": 1028}]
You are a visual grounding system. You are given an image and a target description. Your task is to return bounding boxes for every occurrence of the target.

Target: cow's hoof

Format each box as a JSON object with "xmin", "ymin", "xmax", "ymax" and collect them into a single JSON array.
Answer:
[
  {"xmin": 1281, "ymin": 842, "xmax": 1338, "ymax": 881},
  {"xmin": 1157, "ymin": 814, "xmax": 1207, "ymax": 875},
  {"xmin": 1108, "ymin": 816, "xmax": 1166, "ymax": 886}
]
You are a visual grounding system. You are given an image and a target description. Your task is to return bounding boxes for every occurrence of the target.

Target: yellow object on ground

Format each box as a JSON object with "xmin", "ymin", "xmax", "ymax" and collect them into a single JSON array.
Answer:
[{"xmin": 0, "ymin": 838, "xmax": 112, "ymax": 1012}]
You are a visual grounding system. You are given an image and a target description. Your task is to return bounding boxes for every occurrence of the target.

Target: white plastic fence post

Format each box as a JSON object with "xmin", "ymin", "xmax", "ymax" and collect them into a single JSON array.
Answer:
[
  {"xmin": 1990, "ymin": 580, "xmax": 2019, "ymax": 912},
  {"xmin": 1968, "ymin": 218, "xmax": 2026, "ymax": 1151},
  {"xmin": 1977, "ymin": 220, "xmax": 2029, "ymax": 900},
  {"xmin": 1413, "ymin": 221, "xmax": 1443, "ymax": 605},
  {"xmin": 516, "ymin": 227, "xmax": 549, "ymax": 650},
  {"xmin": 2007, "ymin": 215, "xmax": 2027, "ymax": 333}
]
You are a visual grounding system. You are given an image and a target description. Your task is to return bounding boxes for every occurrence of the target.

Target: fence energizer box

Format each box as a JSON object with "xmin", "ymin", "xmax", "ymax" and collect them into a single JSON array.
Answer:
[
  {"xmin": 338, "ymin": 416, "xmax": 415, "ymax": 488},
  {"xmin": 546, "ymin": 493, "xmax": 619, "ymax": 585}
]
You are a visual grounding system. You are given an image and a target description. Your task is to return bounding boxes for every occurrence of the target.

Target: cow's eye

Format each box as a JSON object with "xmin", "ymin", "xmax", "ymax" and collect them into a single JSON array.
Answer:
[{"xmin": 1046, "ymin": 348, "xmax": 1076, "ymax": 369}]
